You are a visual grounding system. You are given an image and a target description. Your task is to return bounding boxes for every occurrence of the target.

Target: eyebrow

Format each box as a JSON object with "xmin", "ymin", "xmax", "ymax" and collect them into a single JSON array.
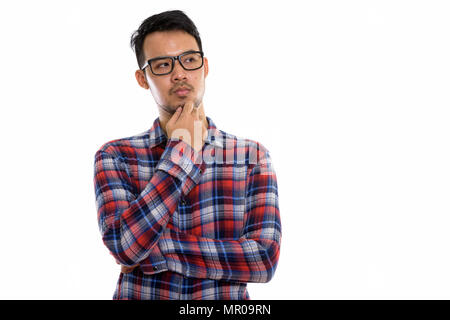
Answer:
[{"xmin": 148, "ymin": 49, "xmax": 199, "ymax": 60}]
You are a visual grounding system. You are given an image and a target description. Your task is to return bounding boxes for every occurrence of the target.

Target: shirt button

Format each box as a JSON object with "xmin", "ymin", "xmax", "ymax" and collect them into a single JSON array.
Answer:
[
  {"xmin": 153, "ymin": 266, "xmax": 158, "ymax": 271},
  {"xmin": 180, "ymin": 198, "xmax": 186, "ymax": 205}
]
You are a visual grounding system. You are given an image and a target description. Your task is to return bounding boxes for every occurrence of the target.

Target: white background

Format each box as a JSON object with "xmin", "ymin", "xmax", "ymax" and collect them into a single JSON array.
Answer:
[{"xmin": 0, "ymin": 0, "xmax": 449, "ymax": 299}]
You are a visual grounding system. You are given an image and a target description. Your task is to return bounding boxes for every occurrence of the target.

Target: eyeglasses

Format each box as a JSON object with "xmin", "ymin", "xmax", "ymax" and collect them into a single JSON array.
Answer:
[{"xmin": 141, "ymin": 50, "xmax": 204, "ymax": 76}]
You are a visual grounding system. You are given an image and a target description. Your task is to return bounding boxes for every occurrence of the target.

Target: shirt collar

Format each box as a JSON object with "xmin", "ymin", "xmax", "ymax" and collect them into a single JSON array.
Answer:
[{"xmin": 148, "ymin": 116, "xmax": 223, "ymax": 149}]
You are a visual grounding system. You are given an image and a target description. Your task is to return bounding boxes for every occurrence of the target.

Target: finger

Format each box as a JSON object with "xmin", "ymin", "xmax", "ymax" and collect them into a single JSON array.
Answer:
[
  {"xmin": 183, "ymin": 100, "xmax": 195, "ymax": 116},
  {"xmin": 193, "ymin": 104, "xmax": 201, "ymax": 120},
  {"xmin": 179, "ymin": 101, "xmax": 191, "ymax": 117},
  {"xmin": 167, "ymin": 107, "xmax": 182, "ymax": 126},
  {"xmin": 121, "ymin": 264, "xmax": 139, "ymax": 274}
]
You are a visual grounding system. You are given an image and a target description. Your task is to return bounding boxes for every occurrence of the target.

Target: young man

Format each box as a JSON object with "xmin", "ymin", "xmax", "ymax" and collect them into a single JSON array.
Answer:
[{"xmin": 93, "ymin": 10, "xmax": 281, "ymax": 300}]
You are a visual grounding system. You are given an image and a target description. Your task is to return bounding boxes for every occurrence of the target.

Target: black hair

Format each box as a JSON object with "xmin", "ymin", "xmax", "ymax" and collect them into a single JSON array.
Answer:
[{"xmin": 130, "ymin": 10, "xmax": 203, "ymax": 69}]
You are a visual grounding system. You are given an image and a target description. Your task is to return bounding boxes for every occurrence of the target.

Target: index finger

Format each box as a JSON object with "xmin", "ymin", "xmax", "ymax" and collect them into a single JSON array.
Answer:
[{"xmin": 181, "ymin": 100, "xmax": 195, "ymax": 116}]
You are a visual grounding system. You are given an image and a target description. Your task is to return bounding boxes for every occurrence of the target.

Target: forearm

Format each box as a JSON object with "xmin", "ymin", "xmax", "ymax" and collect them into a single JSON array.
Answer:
[
  {"xmin": 159, "ymin": 149, "xmax": 282, "ymax": 282},
  {"xmin": 159, "ymin": 227, "xmax": 281, "ymax": 283},
  {"xmin": 94, "ymin": 139, "xmax": 204, "ymax": 266}
]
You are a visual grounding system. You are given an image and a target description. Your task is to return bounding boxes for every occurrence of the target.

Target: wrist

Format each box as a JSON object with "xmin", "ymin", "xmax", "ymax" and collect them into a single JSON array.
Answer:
[{"xmin": 157, "ymin": 139, "xmax": 205, "ymax": 192}]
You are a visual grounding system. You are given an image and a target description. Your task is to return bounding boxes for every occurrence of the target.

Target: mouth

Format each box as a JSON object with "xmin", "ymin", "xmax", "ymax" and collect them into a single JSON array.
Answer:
[
  {"xmin": 172, "ymin": 84, "xmax": 193, "ymax": 98},
  {"xmin": 174, "ymin": 88, "xmax": 191, "ymax": 97}
]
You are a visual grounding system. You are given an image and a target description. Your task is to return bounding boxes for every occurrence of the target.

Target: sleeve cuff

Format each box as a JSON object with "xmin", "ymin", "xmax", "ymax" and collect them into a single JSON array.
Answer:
[{"xmin": 156, "ymin": 138, "xmax": 206, "ymax": 193}]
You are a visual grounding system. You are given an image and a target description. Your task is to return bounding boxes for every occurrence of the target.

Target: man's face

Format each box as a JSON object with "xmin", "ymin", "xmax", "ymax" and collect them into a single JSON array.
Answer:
[{"xmin": 137, "ymin": 30, "xmax": 209, "ymax": 113}]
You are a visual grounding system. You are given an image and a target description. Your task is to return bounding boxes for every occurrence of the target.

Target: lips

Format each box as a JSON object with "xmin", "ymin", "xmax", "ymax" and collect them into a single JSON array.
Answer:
[
  {"xmin": 172, "ymin": 84, "xmax": 193, "ymax": 97},
  {"xmin": 174, "ymin": 88, "xmax": 190, "ymax": 96}
]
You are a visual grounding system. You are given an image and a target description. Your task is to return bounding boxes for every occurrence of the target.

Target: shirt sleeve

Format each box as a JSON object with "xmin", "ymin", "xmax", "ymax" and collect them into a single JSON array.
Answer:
[
  {"xmin": 159, "ymin": 151, "xmax": 282, "ymax": 283},
  {"xmin": 93, "ymin": 139, "xmax": 204, "ymax": 266}
]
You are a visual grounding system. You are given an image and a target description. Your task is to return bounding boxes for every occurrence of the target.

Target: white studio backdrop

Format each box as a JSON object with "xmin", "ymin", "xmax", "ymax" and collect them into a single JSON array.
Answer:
[{"xmin": 0, "ymin": 0, "xmax": 449, "ymax": 299}]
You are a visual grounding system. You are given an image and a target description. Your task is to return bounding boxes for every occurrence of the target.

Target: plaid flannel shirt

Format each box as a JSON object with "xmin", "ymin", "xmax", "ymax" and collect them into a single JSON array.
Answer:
[{"xmin": 93, "ymin": 117, "xmax": 281, "ymax": 300}]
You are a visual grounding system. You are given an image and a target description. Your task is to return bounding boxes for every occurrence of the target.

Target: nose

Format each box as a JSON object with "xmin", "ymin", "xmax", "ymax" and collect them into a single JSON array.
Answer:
[{"xmin": 171, "ymin": 59, "xmax": 187, "ymax": 82}]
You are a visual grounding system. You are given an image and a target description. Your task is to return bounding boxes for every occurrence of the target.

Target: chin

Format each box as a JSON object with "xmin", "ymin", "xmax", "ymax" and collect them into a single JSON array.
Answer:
[
  {"xmin": 162, "ymin": 96, "xmax": 202, "ymax": 112},
  {"xmin": 158, "ymin": 103, "xmax": 178, "ymax": 115}
]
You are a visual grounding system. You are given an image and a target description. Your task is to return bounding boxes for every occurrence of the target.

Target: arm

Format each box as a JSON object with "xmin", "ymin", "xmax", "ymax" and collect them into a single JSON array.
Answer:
[
  {"xmin": 159, "ymin": 151, "xmax": 282, "ymax": 283},
  {"xmin": 93, "ymin": 139, "xmax": 203, "ymax": 266}
]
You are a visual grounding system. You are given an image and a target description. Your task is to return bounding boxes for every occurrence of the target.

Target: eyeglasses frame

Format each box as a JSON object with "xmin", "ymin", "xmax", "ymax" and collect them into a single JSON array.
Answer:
[{"xmin": 141, "ymin": 50, "xmax": 204, "ymax": 76}]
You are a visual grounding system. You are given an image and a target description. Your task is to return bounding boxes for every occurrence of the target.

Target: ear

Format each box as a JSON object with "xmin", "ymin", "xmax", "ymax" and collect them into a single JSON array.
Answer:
[
  {"xmin": 135, "ymin": 69, "xmax": 150, "ymax": 89},
  {"xmin": 203, "ymin": 56, "xmax": 209, "ymax": 78}
]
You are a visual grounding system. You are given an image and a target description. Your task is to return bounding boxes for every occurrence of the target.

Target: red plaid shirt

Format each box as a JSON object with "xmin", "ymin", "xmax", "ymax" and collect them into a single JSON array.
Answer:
[{"xmin": 93, "ymin": 117, "xmax": 281, "ymax": 299}]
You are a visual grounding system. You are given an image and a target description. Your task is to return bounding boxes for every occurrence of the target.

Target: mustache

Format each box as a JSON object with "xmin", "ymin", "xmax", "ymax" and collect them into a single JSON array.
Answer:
[{"xmin": 170, "ymin": 82, "xmax": 194, "ymax": 94}]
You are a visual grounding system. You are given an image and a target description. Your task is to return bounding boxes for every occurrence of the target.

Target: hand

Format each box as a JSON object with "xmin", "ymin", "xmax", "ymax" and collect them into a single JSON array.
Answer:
[
  {"xmin": 121, "ymin": 264, "xmax": 139, "ymax": 274},
  {"xmin": 165, "ymin": 100, "xmax": 207, "ymax": 152}
]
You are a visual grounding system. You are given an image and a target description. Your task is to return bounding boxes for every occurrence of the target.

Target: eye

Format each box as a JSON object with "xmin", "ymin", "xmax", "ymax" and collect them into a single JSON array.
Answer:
[
  {"xmin": 151, "ymin": 58, "xmax": 172, "ymax": 70},
  {"xmin": 156, "ymin": 62, "xmax": 170, "ymax": 69},
  {"xmin": 182, "ymin": 54, "xmax": 198, "ymax": 64}
]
